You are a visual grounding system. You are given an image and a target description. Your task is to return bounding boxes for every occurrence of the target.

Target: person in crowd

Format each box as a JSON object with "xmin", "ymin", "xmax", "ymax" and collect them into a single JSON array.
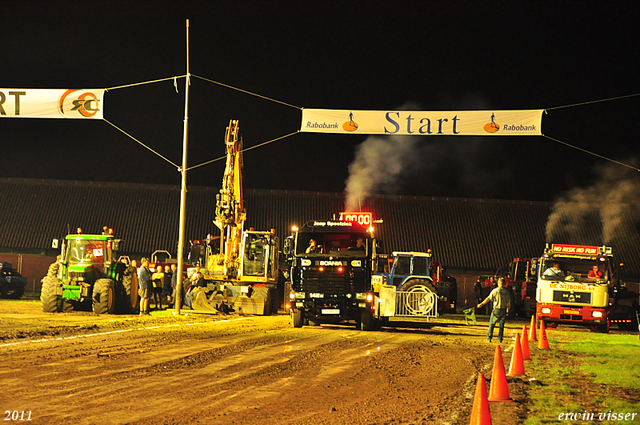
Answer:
[
  {"xmin": 477, "ymin": 276, "xmax": 511, "ymax": 343},
  {"xmin": 170, "ymin": 264, "xmax": 182, "ymax": 306},
  {"xmin": 185, "ymin": 271, "xmax": 207, "ymax": 309},
  {"xmin": 189, "ymin": 265, "xmax": 202, "ymax": 284},
  {"xmin": 151, "ymin": 265, "xmax": 165, "ymax": 310},
  {"xmin": 474, "ymin": 276, "xmax": 487, "ymax": 314},
  {"xmin": 137, "ymin": 257, "xmax": 152, "ymax": 315},
  {"xmin": 162, "ymin": 265, "xmax": 173, "ymax": 307}
]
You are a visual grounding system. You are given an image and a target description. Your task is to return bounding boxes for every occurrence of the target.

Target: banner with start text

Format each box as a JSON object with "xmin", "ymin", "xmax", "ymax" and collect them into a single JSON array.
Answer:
[
  {"xmin": 0, "ymin": 89, "xmax": 105, "ymax": 119},
  {"xmin": 301, "ymin": 109, "xmax": 544, "ymax": 136}
]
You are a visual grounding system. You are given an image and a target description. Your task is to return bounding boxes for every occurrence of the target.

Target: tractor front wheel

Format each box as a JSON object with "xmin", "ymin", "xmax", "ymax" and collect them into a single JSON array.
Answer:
[
  {"xmin": 121, "ymin": 270, "xmax": 139, "ymax": 313},
  {"xmin": 41, "ymin": 277, "xmax": 62, "ymax": 313},
  {"xmin": 93, "ymin": 279, "xmax": 116, "ymax": 314},
  {"xmin": 401, "ymin": 279, "xmax": 437, "ymax": 316}
]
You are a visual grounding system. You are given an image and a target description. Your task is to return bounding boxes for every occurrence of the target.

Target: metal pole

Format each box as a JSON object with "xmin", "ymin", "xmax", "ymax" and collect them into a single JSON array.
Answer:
[{"xmin": 175, "ymin": 19, "xmax": 190, "ymax": 314}]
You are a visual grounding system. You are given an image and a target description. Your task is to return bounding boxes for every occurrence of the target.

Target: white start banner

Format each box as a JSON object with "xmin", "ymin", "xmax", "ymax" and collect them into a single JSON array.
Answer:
[
  {"xmin": 0, "ymin": 89, "xmax": 105, "ymax": 119},
  {"xmin": 300, "ymin": 108, "xmax": 544, "ymax": 136}
]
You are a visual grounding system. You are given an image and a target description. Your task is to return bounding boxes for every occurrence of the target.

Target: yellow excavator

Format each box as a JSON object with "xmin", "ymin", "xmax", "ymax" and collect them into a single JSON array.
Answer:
[{"xmin": 189, "ymin": 120, "xmax": 280, "ymax": 315}]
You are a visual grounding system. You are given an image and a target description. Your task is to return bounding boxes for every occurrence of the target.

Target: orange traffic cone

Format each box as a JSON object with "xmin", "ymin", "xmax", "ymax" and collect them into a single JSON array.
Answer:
[
  {"xmin": 488, "ymin": 345, "xmax": 512, "ymax": 402},
  {"xmin": 507, "ymin": 333, "xmax": 525, "ymax": 376},
  {"xmin": 528, "ymin": 315, "xmax": 537, "ymax": 342},
  {"xmin": 538, "ymin": 320, "xmax": 550, "ymax": 350},
  {"xmin": 469, "ymin": 373, "xmax": 492, "ymax": 425},
  {"xmin": 521, "ymin": 325, "xmax": 531, "ymax": 360}
]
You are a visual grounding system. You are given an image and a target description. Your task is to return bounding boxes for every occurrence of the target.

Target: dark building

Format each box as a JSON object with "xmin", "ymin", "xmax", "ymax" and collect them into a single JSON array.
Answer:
[{"xmin": 2, "ymin": 177, "xmax": 639, "ymax": 305}]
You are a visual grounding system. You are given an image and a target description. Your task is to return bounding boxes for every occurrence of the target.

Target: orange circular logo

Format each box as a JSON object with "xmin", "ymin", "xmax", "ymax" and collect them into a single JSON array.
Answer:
[
  {"xmin": 484, "ymin": 122, "xmax": 499, "ymax": 133},
  {"xmin": 343, "ymin": 121, "xmax": 358, "ymax": 131}
]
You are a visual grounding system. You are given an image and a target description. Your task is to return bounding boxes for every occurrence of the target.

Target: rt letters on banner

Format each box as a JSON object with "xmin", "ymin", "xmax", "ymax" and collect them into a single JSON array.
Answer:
[
  {"xmin": 300, "ymin": 109, "xmax": 544, "ymax": 136},
  {"xmin": 0, "ymin": 89, "xmax": 105, "ymax": 119}
]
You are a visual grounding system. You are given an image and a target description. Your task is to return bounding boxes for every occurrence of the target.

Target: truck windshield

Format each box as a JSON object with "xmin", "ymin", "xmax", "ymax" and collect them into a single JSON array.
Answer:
[
  {"xmin": 540, "ymin": 258, "xmax": 607, "ymax": 283},
  {"xmin": 296, "ymin": 232, "xmax": 369, "ymax": 256},
  {"xmin": 66, "ymin": 239, "xmax": 106, "ymax": 266}
]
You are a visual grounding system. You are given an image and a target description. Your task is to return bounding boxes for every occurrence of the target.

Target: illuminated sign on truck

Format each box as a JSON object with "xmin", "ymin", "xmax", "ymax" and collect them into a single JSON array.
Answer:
[
  {"xmin": 552, "ymin": 244, "xmax": 598, "ymax": 255},
  {"xmin": 339, "ymin": 212, "xmax": 372, "ymax": 226}
]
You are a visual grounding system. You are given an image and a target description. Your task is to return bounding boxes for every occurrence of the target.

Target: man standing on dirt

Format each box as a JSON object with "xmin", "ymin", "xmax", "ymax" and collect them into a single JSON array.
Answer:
[
  {"xmin": 138, "ymin": 257, "xmax": 152, "ymax": 315},
  {"xmin": 477, "ymin": 276, "xmax": 511, "ymax": 343}
]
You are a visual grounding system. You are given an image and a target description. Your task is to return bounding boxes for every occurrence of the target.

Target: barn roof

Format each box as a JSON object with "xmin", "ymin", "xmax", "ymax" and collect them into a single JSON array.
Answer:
[{"xmin": 2, "ymin": 177, "xmax": 639, "ymax": 277}]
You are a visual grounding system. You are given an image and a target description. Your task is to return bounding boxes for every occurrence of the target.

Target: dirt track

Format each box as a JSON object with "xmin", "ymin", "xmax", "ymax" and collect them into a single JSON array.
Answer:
[{"xmin": 0, "ymin": 301, "xmax": 530, "ymax": 425}]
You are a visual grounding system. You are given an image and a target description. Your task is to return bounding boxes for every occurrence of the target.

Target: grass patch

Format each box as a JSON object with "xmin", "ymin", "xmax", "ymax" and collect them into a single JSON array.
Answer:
[
  {"xmin": 524, "ymin": 330, "xmax": 640, "ymax": 425},
  {"xmin": 564, "ymin": 334, "xmax": 640, "ymax": 389}
]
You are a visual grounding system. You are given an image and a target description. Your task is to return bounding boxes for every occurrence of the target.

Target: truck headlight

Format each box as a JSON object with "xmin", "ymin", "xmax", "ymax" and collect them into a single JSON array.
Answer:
[
  {"xmin": 592, "ymin": 311, "xmax": 603, "ymax": 318},
  {"xmin": 541, "ymin": 308, "xmax": 551, "ymax": 314}
]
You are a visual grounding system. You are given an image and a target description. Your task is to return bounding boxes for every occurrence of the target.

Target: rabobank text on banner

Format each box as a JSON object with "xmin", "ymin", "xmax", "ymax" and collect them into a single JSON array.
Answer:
[
  {"xmin": 0, "ymin": 89, "xmax": 105, "ymax": 119},
  {"xmin": 301, "ymin": 109, "xmax": 543, "ymax": 136}
]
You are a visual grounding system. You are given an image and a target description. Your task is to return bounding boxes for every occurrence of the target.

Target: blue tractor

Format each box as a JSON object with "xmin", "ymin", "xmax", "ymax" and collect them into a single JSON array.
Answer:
[{"xmin": 375, "ymin": 251, "xmax": 457, "ymax": 314}]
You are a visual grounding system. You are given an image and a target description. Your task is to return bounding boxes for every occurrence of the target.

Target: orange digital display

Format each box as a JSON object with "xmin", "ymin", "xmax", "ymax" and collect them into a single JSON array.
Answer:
[{"xmin": 339, "ymin": 212, "xmax": 372, "ymax": 226}]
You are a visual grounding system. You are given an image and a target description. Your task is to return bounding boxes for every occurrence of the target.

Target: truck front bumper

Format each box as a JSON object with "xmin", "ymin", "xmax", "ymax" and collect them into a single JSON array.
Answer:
[{"xmin": 536, "ymin": 303, "xmax": 607, "ymax": 325}]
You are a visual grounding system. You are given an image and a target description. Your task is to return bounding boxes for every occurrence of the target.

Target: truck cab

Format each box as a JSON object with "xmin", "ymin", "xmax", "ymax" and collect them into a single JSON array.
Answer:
[
  {"xmin": 286, "ymin": 218, "xmax": 377, "ymax": 329},
  {"xmin": 536, "ymin": 244, "xmax": 612, "ymax": 332}
]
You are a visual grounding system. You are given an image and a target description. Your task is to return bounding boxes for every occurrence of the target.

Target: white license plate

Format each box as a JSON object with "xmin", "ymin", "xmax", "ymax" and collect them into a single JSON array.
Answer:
[{"xmin": 321, "ymin": 309, "xmax": 340, "ymax": 315}]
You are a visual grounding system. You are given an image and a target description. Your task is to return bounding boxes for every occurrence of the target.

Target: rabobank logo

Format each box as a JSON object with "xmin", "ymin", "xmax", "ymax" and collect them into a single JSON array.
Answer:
[
  {"xmin": 484, "ymin": 112, "xmax": 499, "ymax": 133},
  {"xmin": 58, "ymin": 89, "xmax": 101, "ymax": 118},
  {"xmin": 484, "ymin": 111, "xmax": 538, "ymax": 134},
  {"xmin": 342, "ymin": 111, "xmax": 358, "ymax": 132}
]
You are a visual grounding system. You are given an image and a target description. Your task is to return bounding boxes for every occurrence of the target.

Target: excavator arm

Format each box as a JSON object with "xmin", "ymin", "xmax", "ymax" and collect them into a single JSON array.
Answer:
[{"xmin": 213, "ymin": 120, "xmax": 246, "ymax": 279}]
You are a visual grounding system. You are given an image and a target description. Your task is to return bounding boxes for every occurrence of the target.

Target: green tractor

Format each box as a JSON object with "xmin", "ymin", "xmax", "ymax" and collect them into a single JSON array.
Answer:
[{"xmin": 40, "ymin": 227, "xmax": 138, "ymax": 314}]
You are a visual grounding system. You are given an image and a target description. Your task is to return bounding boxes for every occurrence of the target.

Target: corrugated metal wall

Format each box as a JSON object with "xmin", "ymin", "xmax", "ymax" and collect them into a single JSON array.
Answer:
[{"xmin": 2, "ymin": 178, "xmax": 639, "ymax": 277}]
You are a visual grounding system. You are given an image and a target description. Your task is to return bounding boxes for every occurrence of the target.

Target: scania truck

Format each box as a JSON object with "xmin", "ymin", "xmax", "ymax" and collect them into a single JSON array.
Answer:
[{"xmin": 285, "ymin": 213, "xmax": 379, "ymax": 330}]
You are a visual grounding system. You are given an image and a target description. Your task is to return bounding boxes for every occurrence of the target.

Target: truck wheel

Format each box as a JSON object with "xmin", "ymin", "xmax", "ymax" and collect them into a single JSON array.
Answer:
[
  {"xmin": 359, "ymin": 309, "xmax": 379, "ymax": 331},
  {"xmin": 595, "ymin": 322, "xmax": 610, "ymax": 333},
  {"xmin": 41, "ymin": 277, "xmax": 62, "ymax": 313},
  {"xmin": 1, "ymin": 286, "xmax": 25, "ymax": 299},
  {"xmin": 292, "ymin": 308, "xmax": 304, "ymax": 328},
  {"xmin": 93, "ymin": 279, "xmax": 116, "ymax": 314},
  {"xmin": 402, "ymin": 280, "xmax": 437, "ymax": 316}
]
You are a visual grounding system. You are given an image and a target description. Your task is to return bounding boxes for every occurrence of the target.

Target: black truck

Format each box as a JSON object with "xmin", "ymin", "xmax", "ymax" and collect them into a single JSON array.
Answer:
[
  {"xmin": 0, "ymin": 262, "xmax": 28, "ymax": 299},
  {"xmin": 284, "ymin": 219, "xmax": 378, "ymax": 330}
]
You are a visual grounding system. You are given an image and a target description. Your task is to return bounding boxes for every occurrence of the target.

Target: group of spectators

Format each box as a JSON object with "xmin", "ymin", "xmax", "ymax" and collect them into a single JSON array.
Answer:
[{"xmin": 136, "ymin": 258, "xmax": 178, "ymax": 315}]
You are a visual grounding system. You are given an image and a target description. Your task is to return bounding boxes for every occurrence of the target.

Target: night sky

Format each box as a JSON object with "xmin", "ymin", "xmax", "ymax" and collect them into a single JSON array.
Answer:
[{"xmin": 2, "ymin": 1, "xmax": 639, "ymax": 203}]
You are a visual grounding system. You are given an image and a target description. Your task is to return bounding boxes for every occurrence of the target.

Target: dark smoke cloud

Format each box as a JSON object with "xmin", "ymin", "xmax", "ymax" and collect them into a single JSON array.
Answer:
[
  {"xmin": 546, "ymin": 159, "xmax": 640, "ymax": 244},
  {"xmin": 344, "ymin": 96, "xmax": 512, "ymax": 210}
]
